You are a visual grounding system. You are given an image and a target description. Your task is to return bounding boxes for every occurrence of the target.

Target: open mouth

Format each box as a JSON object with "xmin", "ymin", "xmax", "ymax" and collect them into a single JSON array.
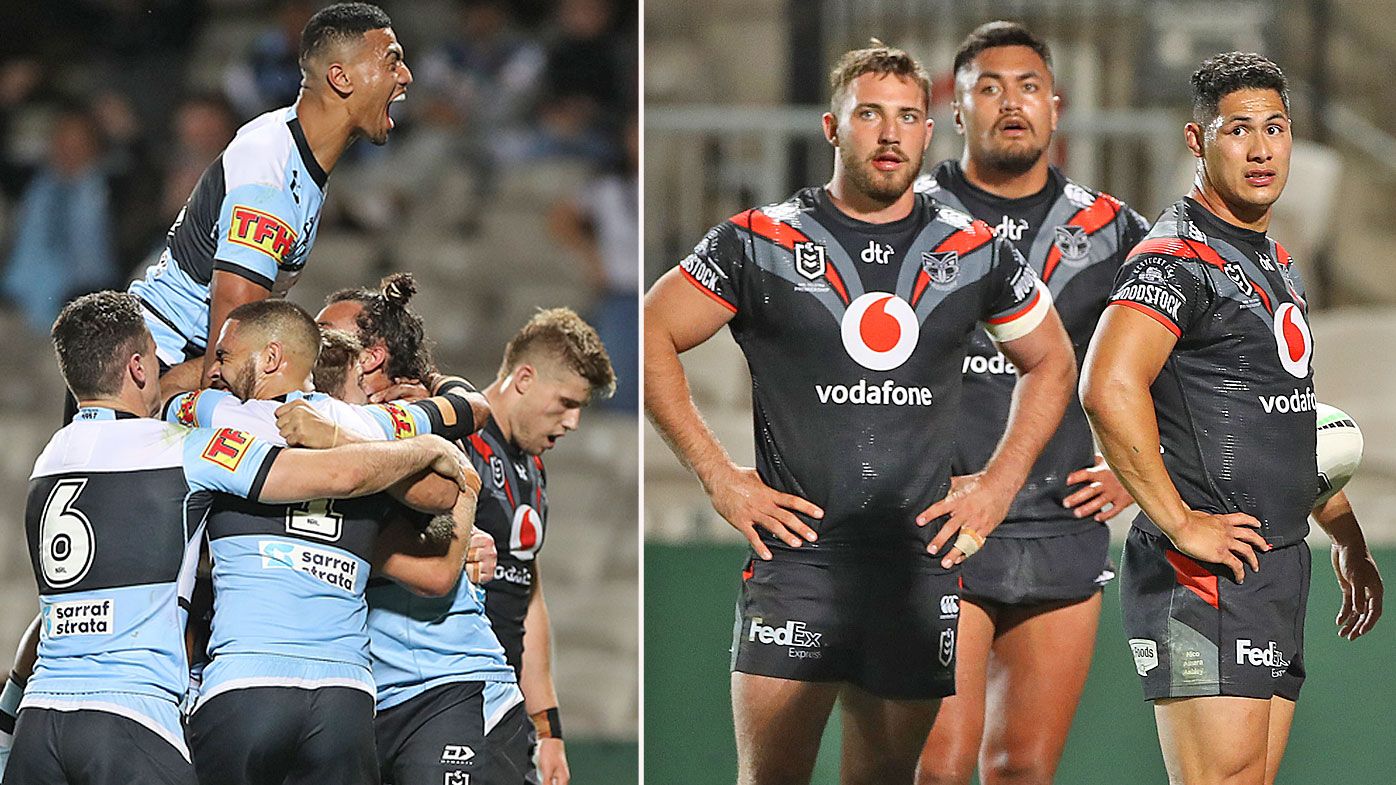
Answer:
[
  {"xmin": 872, "ymin": 149, "xmax": 906, "ymax": 172},
  {"xmin": 386, "ymin": 90, "xmax": 406, "ymax": 129},
  {"xmin": 1245, "ymin": 168, "xmax": 1276, "ymax": 187},
  {"xmin": 997, "ymin": 117, "xmax": 1030, "ymax": 137}
]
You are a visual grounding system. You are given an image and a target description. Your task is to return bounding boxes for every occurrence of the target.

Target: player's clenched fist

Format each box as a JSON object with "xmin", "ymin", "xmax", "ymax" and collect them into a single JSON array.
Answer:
[
  {"xmin": 274, "ymin": 399, "xmax": 344, "ymax": 448},
  {"xmin": 706, "ymin": 466, "xmax": 822, "ymax": 560},
  {"xmin": 1168, "ymin": 510, "xmax": 1270, "ymax": 583},
  {"xmin": 465, "ymin": 528, "xmax": 497, "ymax": 585}
]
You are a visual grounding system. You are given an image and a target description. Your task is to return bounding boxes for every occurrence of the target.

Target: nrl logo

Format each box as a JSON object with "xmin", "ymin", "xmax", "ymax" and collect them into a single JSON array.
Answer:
[
  {"xmin": 1223, "ymin": 262, "xmax": 1254, "ymax": 298},
  {"xmin": 1054, "ymin": 225, "xmax": 1091, "ymax": 265},
  {"xmin": 793, "ymin": 241, "xmax": 827, "ymax": 281},
  {"xmin": 922, "ymin": 250, "xmax": 960, "ymax": 290}
]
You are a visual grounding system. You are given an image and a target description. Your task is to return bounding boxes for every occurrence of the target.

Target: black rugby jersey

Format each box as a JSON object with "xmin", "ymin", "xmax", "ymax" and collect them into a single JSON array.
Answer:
[
  {"xmin": 922, "ymin": 161, "xmax": 1149, "ymax": 537},
  {"xmin": 469, "ymin": 419, "xmax": 548, "ymax": 675},
  {"xmin": 679, "ymin": 187, "xmax": 1051, "ymax": 553},
  {"xmin": 1109, "ymin": 198, "xmax": 1316, "ymax": 547}
]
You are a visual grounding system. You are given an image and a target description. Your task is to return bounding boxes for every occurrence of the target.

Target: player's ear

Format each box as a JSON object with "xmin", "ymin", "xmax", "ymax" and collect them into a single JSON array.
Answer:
[
  {"xmin": 128, "ymin": 352, "xmax": 147, "ymax": 387},
  {"xmin": 359, "ymin": 344, "xmax": 386, "ymax": 375},
  {"xmin": 513, "ymin": 364, "xmax": 536, "ymax": 394},
  {"xmin": 1184, "ymin": 122, "xmax": 1204, "ymax": 159},
  {"xmin": 1049, "ymin": 93, "xmax": 1061, "ymax": 133},
  {"xmin": 326, "ymin": 62, "xmax": 353, "ymax": 98},
  {"xmin": 922, "ymin": 117, "xmax": 934, "ymax": 151},
  {"xmin": 262, "ymin": 341, "xmax": 283, "ymax": 374},
  {"xmin": 822, "ymin": 112, "xmax": 838, "ymax": 147}
]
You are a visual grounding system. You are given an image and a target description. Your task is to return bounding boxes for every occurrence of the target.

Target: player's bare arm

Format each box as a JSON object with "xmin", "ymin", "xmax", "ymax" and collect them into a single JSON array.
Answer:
[
  {"xmin": 644, "ymin": 268, "xmax": 824, "ymax": 560},
  {"xmin": 919, "ymin": 306, "xmax": 1075, "ymax": 567},
  {"xmin": 259, "ymin": 433, "xmax": 471, "ymax": 504},
  {"xmin": 1311, "ymin": 490, "xmax": 1383, "ymax": 639},
  {"xmin": 182, "ymin": 270, "xmax": 275, "ymax": 392},
  {"xmin": 373, "ymin": 476, "xmax": 481, "ymax": 597},
  {"xmin": 521, "ymin": 565, "xmax": 571, "ymax": 785},
  {"xmin": 274, "ymin": 398, "xmax": 461, "ymax": 513},
  {"xmin": 1080, "ymin": 304, "xmax": 1269, "ymax": 581}
]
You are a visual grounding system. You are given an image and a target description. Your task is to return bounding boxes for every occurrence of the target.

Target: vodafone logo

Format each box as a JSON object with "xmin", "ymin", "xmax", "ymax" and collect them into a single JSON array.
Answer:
[
  {"xmin": 840, "ymin": 293, "xmax": 919, "ymax": 371},
  {"xmin": 1272, "ymin": 303, "xmax": 1312, "ymax": 378},
  {"xmin": 510, "ymin": 504, "xmax": 544, "ymax": 561}
]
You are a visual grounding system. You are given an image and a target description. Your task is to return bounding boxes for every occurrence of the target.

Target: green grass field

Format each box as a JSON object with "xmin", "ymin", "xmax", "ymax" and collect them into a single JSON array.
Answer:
[{"xmin": 646, "ymin": 542, "xmax": 1395, "ymax": 784}]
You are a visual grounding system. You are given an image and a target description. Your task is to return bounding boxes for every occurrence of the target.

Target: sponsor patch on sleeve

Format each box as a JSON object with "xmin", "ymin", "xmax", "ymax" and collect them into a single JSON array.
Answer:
[
  {"xmin": 382, "ymin": 402, "xmax": 418, "ymax": 439},
  {"xmin": 228, "ymin": 205, "xmax": 297, "ymax": 261},
  {"xmin": 174, "ymin": 390, "xmax": 202, "ymax": 427},
  {"xmin": 202, "ymin": 428, "xmax": 252, "ymax": 472}
]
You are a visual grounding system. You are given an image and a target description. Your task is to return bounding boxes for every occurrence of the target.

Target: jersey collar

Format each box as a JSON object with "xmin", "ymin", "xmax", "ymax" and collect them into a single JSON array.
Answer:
[
  {"xmin": 74, "ymin": 406, "xmax": 140, "ymax": 421},
  {"xmin": 286, "ymin": 115, "xmax": 329, "ymax": 190}
]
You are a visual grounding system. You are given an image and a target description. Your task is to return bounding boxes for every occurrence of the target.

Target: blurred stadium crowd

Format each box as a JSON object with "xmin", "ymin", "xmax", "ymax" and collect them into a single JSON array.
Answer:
[{"xmin": 0, "ymin": 0, "xmax": 638, "ymax": 748}]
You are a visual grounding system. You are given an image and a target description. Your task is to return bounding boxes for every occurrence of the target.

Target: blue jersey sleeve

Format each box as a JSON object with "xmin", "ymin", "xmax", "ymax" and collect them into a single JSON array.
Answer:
[
  {"xmin": 214, "ymin": 182, "xmax": 299, "ymax": 290},
  {"xmin": 163, "ymin": 388, "xmax": 237, "ymax": 428},
  {"xmin": 360, "ymin": 392, "xmax": 478, "ymax": 441},
  {"xmin": 182, "ymin": 427, "xmax": 283, "ymax": 499},
  {"xmin": 360, "ymin": 401, "xmax": 434, "ymax": 440}
]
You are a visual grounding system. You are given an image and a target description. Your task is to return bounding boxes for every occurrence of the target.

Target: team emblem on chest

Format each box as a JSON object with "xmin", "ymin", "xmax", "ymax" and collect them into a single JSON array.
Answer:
[
  {"xmin": 1054, "ymin": 225, "xmax": 1091, "ymax": 266},
  {"xmin": 793, "ymin": 241, "xmax": 827, "ymax": 280},
  {"xmin": 1222, "ymin": 262, "xmax": 1254, "ymax": 298},
  {"xmin": 921, "ymin": 251, "xmax": 959, "ymax": 290}
]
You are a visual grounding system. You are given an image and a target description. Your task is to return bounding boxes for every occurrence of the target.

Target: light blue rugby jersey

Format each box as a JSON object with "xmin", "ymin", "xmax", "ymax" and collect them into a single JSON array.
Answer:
[
  {"xmin": 23, "ymin": 408, "xmax": 279, "ymax": 755},
  {"xmin": 129, "ymin": 106, "xmax": 327, "ymax": 367},
  {"xmin": 162, "ymin": 388, "xmax": 476, "ymax": 701}
]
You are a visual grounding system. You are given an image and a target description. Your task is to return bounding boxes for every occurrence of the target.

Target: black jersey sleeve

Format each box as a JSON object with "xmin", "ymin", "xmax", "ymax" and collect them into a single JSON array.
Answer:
[
  {"xmin": 1108, "ymin": 253, "xmax": 1212, "ymax": 338},
  {"xmin": 676, "ymin": 220, "xmax": 745, "ymax": 314},
  {"xmin": 981, "ymin": 238, "xmax": 1054, "ymax": 343},
  {"xmin": 1120, "ymin": 206, "xmax": 1151, "ymax": 256}
]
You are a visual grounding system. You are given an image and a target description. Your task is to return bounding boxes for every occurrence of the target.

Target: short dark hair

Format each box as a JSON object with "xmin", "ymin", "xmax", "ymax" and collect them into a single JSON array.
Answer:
[
  {"xmin": 953, "ymin": 21, "xmax": 1053, "ymax": 79},
  {"xmin": 299, "ymin": 2, "xmax": 393, "ymax": 68},
  {"xmin": 327, "ymin": 272, "xmax": 432, "ymax": 381},
  {"xmin": 1191, "ymin": 52, "xmax": 1289, "ymax": 126},
  {"xmin": 828, "ymin": 39, "xmax": 932, "ymax": 114},
  {"xmin": 500, "ymin": 308, "xmax": 616, "ymax": 400},
  {"xmin": 314, "ymin": 328, "xmax": 363, "ymax": 397},
  {"xmin": 51, "ymin": 291, "xmax": 150, "ymax": 400},
  {"xmin": 226, "ymin": 299, "xmax": 322, "ymax": 364}
]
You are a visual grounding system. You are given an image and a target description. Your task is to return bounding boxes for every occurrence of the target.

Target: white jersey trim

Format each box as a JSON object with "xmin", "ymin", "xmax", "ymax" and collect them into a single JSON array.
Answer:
[
  {"xmin": 984, "ymin": 281, "xmax": 1054, "ymax": 343},
  {"xmin": 19, "ymin": 694, "xmax": 191, "ymax": 762}
]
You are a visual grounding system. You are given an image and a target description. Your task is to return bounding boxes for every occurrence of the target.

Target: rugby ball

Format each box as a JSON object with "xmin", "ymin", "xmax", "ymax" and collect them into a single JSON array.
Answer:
[{"xmin": 1315, "ymin": 403, "xmax": 1363, "ymax": 507}]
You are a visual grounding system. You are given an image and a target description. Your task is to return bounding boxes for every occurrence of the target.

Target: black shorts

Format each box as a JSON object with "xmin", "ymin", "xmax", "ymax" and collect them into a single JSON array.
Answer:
[
  {"xmin": 1120, "ymin": 526, "xmax": 1309, "ymax": 701},
  {"xmin": 960, "ymin": 524, "xmax": 1113, "ymax": 606},
  {"xmin": 730, "ymin": 550, "xmax": 960, "ymax": 700},
  {"xmin": 188, "ymin": 686, "xmax": 378, "ymax": 785},
  {"xmin": 374, "ymin": 682, "xmax": 535, "ymax": 785},
  {"xmin": 4, "ymin": 707, "xmax": 194, "ymax": 785}
]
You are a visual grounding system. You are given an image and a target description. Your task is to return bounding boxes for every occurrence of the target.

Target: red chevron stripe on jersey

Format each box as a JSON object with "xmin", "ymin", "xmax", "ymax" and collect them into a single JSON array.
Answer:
[
  {"xmin": 911, "ymin": 220, "xmax": 996, "ymax": 306},
  {"xmin": 732, "ymin": 208, "xmax": 850, "ymax": 305},
  {"xmin": 1041, "ymin": 193, "xmax": 1123, "ymax": 283},
  {"xmin": 470, "ymin": 433, "xmax": 515, "ymax": 507},
  {"xmin": 1131, "ymin": 237, "xmax": 1273, "ymax": 314}
]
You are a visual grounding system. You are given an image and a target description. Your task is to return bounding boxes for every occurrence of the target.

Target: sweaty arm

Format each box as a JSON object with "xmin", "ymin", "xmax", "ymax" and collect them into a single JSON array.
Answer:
[
  {"xmin": 1079, "ymin": 305, "xmax": 1267, "ymax": 581},
  {"xmin": 644, "ymin": 268, "xmax": 822, "ymax": 559},
  {"xmin": 373, "ymin": 474, "xmax": 482, "ymax": 598},
  {"xmin": 1311, "ymin": 490, "xmax": 1383, "ymax": 639},
  {"xmin": 160, "ymin": 272, "xmax": 271, "ymax": 395},
  {"xmin": 919, "ymin": 306, "xmax": 1076, "ymax": 564}
]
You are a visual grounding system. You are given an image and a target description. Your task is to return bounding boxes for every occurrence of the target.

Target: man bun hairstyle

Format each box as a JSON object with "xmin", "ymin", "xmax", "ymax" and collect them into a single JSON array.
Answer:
[
  {"xmin": 326, "ymin": 272, "xmax": 432, "ymax": 381},
  {"xmin": 500, "ymin": 307, "xmax": 616, "ymax": 400},
  {"xmin": 953, "ymin": 21, "xmax": 1054, "ymax": 78},
  {"xmin": 299, "ymin": 2, "xmax": 393, "ymax": 69},
  {"xmin": 828, "ymin": 39, "xmax": 932, "ymax": 115},
  {"xmin": 51, "ymin": 291, "xmax": 150, "ymax": 400},
  {"xmin": 1191, "ymin": 52, "xmax": 1289, "ymax": 126}
]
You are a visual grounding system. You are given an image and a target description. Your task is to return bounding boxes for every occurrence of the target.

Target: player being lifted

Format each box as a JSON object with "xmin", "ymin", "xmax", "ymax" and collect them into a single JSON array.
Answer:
[
  {"xmin": 914, "ymin": 23, "xmax": 1149, "ymax": 785},
  {"xmin": 129, "ymin": 1, "xmax": 411, "ymax": 394},
  {"xmin": 645, "ymin": 42, "xmax": 1075, "ymax": 785},
  {"xmin": 1081, "ymin": 53, "xmax": 1382, "ymax": 785},
  {"xmin": 163, "ymin": 299, "xmax": 485, "ymax": 785},
  {"xmin": 4, "ymin": 292, "xmax": 471, "ymax": 785}
]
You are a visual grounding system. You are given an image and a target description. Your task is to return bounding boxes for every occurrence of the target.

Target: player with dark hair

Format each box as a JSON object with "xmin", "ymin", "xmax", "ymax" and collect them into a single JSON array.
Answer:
[
  {"xmin": 321, "ymin": 272, "xmax": 436, "ymax": 395},
  {"xmin": 1081, "ymin": 52, "xmax": 1382, "ymax": 784},
  {"xmin": 914, "ymin": 21, "xmax": 1149, "ymax": 785},
  {"xmin": 128, "ymin": 1, "xmax": 411, "ymax": 395},
  {"xmin": 645, "ymin": 41, "xmax": 1076, "ymax": 785},
  {"xmin": 3, "ymin": 292, "xmax": 472, "ymax": 785},
  {"xmin": 163, "ymin": 298, "xmax": 487, "ymax": 785}
]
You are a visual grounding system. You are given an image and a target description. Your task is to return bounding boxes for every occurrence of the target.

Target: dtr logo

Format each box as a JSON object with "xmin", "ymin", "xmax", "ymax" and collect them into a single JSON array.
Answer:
[
  {"xmin": 1272, "ymin": 303, "xmax": 1312, "ymax": 379},
  {"xmin": 840, "ymin": 293, "xmax": 918, "ymax": 371}
]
